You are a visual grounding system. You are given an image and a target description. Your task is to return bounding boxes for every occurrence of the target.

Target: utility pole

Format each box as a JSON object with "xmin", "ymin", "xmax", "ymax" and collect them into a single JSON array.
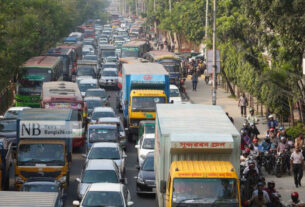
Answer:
[
  {"xmin": 169, "ymin": 0, "xmax": 172, "ymax": 12},
  {"xmin": 154, "ymin": 0, "xmax": 157, "ymax": 37},
  {"xmin": 205, "ymin": 0, "xmax": 209, "ymax": 58},
  {"xmin": 212, "ymin": 0, "xmax": 217, "ymax": 105}
]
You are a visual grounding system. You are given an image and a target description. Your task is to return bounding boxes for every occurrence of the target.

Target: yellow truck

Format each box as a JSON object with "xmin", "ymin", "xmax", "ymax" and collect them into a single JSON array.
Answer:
[
  {"xmin": 15, "ymin": 109, "xmax": 74, "ymax": 190},
  {"xmin": 121, "ymin": 63, "xmax": 169, "ymax": 139},
  {"xmin": 155, "ymin": 104, "xmax": 241, "ymax": 207}
]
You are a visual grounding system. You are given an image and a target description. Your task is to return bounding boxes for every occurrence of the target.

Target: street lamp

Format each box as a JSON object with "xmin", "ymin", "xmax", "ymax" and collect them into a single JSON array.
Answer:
[{"xmin": 212, "ymin": 0, "xmax": 217, "ymax": 105}]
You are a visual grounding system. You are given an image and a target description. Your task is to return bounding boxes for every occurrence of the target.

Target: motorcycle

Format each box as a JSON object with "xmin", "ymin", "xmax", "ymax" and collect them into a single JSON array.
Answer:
[
  {"xmin": 263, "ymin": 149, "xmax": 276, "ymax": 175},
  {"xmin": 275, "ymin": 150, "xmax": 291, "ymax": 178}
]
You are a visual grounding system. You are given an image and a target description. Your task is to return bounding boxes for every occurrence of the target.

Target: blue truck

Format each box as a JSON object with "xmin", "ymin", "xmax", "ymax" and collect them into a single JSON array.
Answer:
[{"xmin": 121, "ymin": 63, "xmax": 169, "ymax": 136}]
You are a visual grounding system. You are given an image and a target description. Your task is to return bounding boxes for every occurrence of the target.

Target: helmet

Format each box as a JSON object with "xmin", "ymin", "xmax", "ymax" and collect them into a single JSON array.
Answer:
[
  {"xmin": 281, "ymin": 136, "xmax": 286, "ymax": 141},
  {"xmin": 268, "ymin": 115, "xmax": 273, "ymax": 119},
  {"xmin": 269, "ymin": 128, "xmax": 275, "ymax": 132},
  {"xmin": 267, "ymin": 181, "xmax": 275, "ymax": 189},
  {"xmin": 253, "ymin": 138, "xmax": 258, "ymax": 143},
  {"xmin": 248, "ymin": 160, "xmax": 255, "ymax": 166},
  {"xmin": 245, "ymin": 148, "xmax": 251, "ymax": 153},
  {"xmin": 291, "ymin": 192, "xmax": 299, "ymax": 202},
  {"xmin": 265, "ymin": 137, "xmax": 270, "ymax": 142},
  {"xmin": 257, "ymin": 182, "xmax": 264, "ymax": 187}
]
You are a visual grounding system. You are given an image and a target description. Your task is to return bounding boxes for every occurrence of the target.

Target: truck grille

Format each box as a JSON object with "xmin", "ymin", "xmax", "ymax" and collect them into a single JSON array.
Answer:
[{"xmin": 20, "ymin": 171, "xmax": 61, "ymax": 178}]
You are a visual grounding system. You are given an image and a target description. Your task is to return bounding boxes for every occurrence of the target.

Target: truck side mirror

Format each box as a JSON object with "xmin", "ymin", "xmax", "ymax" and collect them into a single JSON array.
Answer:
[{"xmin": 160, "ymin": 180, "xmax": 166, "ymax": 193}]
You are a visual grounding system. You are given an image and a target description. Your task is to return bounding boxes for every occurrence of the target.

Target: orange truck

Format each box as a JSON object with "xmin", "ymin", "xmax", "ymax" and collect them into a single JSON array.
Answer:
[{"xmin": 154, "ymin": 104, "xmax": 241, "ymax": 207}]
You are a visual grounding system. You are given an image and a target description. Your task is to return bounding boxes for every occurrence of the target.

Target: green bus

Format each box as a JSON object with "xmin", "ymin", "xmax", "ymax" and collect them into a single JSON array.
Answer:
[
  {"xmin": 16, "ymin": 56, "xmax": 63, "ymax": 107},
  {"xmin": 121, "ymin": 40, "xmax": 150, "ymax": 58}
]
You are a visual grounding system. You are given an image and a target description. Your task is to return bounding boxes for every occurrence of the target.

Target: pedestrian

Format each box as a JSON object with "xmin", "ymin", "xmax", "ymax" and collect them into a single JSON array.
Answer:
[
  {"xmin": 204, "ymin": 69, "xmax": 209, "ymax": 85},
  {"xmin": 290, "ymin": 147, "xmax": 304, "ymax": 188},
  {"xmin": 167, "ymin": 44, "xmax": 171, "ymax": 52},
  {"xmin": 192, "ymin": 71, "xmax": 198, "ymax": 91},
  {"xmin": 294, "ymin": 133, "xmax": 304, "ymax": 150},
  {"xmin": 238, "ymin": 93, "xmax": 248, "ymax": 117},
  {"xmin": 287, "ymin": 192, "xmax": 305, "ymax": 207}
]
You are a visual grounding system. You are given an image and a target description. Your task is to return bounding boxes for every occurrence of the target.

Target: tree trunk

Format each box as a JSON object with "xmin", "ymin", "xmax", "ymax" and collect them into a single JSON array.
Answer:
[
  {"xmin": 221, "ymin": 70, "xmax": 235, "ymax": 97},
  {"xmin": 289, "ymin": 98, "xmax": 295, "ymax": 125}
]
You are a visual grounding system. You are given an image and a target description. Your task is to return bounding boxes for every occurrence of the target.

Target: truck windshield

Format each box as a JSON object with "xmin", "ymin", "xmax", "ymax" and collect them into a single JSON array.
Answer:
[
  {"xmin": 121, "ymin": 48, "xmax": 139, "ymax": 57},
  {"xmin": 18, "ymin": 144, "xmax": 65, "ymax": 166},
  {"xmin": 17, "ymin": 81, "xmax": 42, "ymax": 96},
  {"xmin": 131, "ymin": 97, "xmax": 166, "ymax": 112},
  {"xmin": 22, "ymin": 68, "xmax": 52, "ymax": 82},
  {"xmin": 101, "ymin": 50, "xmax": 115, "ymax": 58},
  {"xmin": 88, "ymin": 147, "xmax": 120, "ymax": 159},
  {"xmin": 89, "ymin": 128, "xmax": 117, "ymax": 143},
  {"xmin": 170, "ymin": 88, "xmax": 180, "ymax": 97},
  {"xmin": 77, "ymin": 67, "xmax": 96, "ymax": 78},
  {"xmin": 163, "ymin": 64, "xmax": 180, "ymax": 73},
  {"xmin": 172, "ymin": 178, "xmax": 238, "ymax": 206},
  {"xmin": 82, "ymin": 191, "xmax": 123, "ymax": 207}
]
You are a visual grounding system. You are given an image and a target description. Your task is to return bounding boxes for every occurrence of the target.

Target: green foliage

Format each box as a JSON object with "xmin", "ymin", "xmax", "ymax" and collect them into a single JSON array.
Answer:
[
  {"xmin": 0, "ymin": 0, "xmax": 108, "ymax": 90},
  {"xmin": 286, "ymin": 123, "xmax": 305, "ymax": 139}
]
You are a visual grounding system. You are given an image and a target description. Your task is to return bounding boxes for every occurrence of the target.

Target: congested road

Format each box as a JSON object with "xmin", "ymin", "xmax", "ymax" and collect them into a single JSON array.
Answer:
[{"xmin": 65, "ymin": 90, "xmax": 155, "ymax": 207}]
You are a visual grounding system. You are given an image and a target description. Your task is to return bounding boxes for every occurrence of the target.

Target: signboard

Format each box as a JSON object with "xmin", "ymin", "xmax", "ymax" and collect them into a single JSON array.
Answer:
[
  {"xmin": 48, "ymin": 103, "xmax": 79, "ymax": 110},
  {"xmin": 171, "ymin": 141, "xmax": 233, "ymax": 149},
  {"xmin": 122, "ymin": 47, "xmax": 139, "ymax": 52},
  {"xmin": 19, "ymin": 121, "xmax": 82, "ymax": 138},
  {"xmin": 207, "ymin": 50, "xmax": 220, "ymax": 74}
]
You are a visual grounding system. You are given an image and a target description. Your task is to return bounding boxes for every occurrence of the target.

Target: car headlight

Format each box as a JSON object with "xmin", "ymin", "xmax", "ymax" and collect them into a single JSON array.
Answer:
[
  {"xmin": 59, "ymin": 176, "xmax": 67, "ymax": 183},
  {"xmin": 16, "ymin": 176, "xmax": 24, "ymax": 184},
  {"xmin": 137, "ymin": 176, "xmax": 145, "ymax": 184}
]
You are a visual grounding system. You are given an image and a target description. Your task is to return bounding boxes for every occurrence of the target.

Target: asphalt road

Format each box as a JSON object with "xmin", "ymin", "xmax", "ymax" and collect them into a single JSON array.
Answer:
[{"xmin": 64, "ymin": 89, "xmax": 156, "ymax": 207}]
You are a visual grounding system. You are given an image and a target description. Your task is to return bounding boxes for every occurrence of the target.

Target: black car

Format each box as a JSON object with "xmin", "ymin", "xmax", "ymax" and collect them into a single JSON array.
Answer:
[
  {"xmin": 0, "ymin": 118, "xmax": 17, "ymax": 145},
  {"xmin": 135, "ymin": 152, "xmax": 155, "ymax": 194},
  {"xmin": 21, "ymin": 177, "xmax": 65, "ymax": 207}
]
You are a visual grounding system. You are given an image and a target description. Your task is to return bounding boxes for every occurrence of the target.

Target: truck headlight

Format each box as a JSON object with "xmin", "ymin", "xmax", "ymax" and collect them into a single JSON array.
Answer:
[
  {"xmin": 16, "ymin": 176, "xmax": 24, "ymax": 184},
  {"xmin": 59, "ymin": 176, "xmax": 67, "ymax": 183}
]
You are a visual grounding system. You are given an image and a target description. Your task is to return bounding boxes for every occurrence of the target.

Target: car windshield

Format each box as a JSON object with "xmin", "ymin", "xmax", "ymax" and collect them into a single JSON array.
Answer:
[
  {"xmin": 89, "ymin": 128, "xmax": 117, "ymax": 143},
  {"xmin": 144, "ymin": 124, "xmax": 155, "ymax": 134},
  {"xmin": 22, "ymin": 184, "xmax": 58, "ymax": 192},
  {"xmin": 86, "ymin": 90, "xmax": 106, "ymax": 98},
  {"xmin": 79, "ymin": 83, "xmax": 97, "ymax": 92},
  {"xmin": 131, "ymin": 97, "xmax": 166, "ymax": 112},
  {"xmin": 92, "ymin": 111, "xmax": 115, "ymax": 120},
  {"xmin": 101, "ymin": 50, "xmax": 115, "ymax": 58},
  {"xmin": 77, "ymin": 67, "xmax": 96, "ymax": 78},
  {"xmin": 4, "ymin": 110, "xmax": 22, "ymax": 119},
  {"xmin": 18, "ymin": 144, "xmax": 65, "ymax": 165},
  {"xmin": 102, "ymin": 70, "xmax": 117, "ymax": 76},
  {"xmin": 82, "ymin": 170, "xmax": 118, "ymax": 183},
  {"xmin": 0, "ymin": 120, "xmax": 16, "ymax": 132},
  {"xmin": 84, "ymin": 55, "xmax": 98, "ymax": 61},
  {"xmin": 88, "ymin": 147, "xmax": 120, "ymax": 159},
  {"xmin": 172, "ymin": 178, "xmax": 239, "ymax": 205},
  {"xmin": 106, "ymin": 57, "xmax": 117, "ymax": 62},
  {"xmin": 170, "ymin": 88, "xmax": 180, "ymax": 97},
  {"xmin": 17, "ymin": 81, "xmax": 42, "ymax": 96},
  {"xmin": 86, "ymin": 99, "xmax": 102, "ymax": 109},
  {"xmin": 82, "ymin": 191, "xmax": 123, "ymax": 207},
  {"xmin": 142, "ymin": 138, "xmax": 154, "ymax": 149},
  {"xmin": 121, "ymin": 48, "xmax": 139, "ymax": 57},
  {"xmin": 142, "ymin": 156, "xmax": 154, "ymax": 171},
  {"xmin": 103, "ymin": 64, "xmax": 116, "ymax": 69}
]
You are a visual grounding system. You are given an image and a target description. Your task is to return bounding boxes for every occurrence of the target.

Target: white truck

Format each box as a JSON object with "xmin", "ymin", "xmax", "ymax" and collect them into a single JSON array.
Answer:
[{"xmin": 154, "ymin": 104, "xmax": 241, "ymax": 207}]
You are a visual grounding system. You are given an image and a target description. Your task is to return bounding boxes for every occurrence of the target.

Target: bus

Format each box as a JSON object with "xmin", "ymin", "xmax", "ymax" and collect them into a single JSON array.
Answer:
[
  {"xmin": 144, "ymin": 51, "xmax": 181, "ymax": 86},
  {"xmin": 121, "ymin": 40, "xmax": 150, "ymax": 58},
  {"xmin": 41, "ymin": 81, "xmax": 87, "ymax": 148},
  {"xmin": 16, "ymin": 56, "xmax": 63, "ymax": 107},
  {"xmin": 44, "ymin": 47, "xmax": 74, "ymax": 81}
]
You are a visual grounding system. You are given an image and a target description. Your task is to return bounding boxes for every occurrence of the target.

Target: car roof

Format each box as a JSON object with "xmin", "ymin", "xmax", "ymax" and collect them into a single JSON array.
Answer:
[
  {"xmin": 98, "ymin": 117, "xmax": 120, "ymax": 123},
  {"xmin": 89, "ymin": 183, "xmax": 122, "ymax": 192},
  {"xmin": 7, "ymin": 107, "xmax": 31, "ymax": 111},
  {"xmin": 84, "ymin": 96, "xmax": 102, "ymax": 101},
  {"xmin": 92, "ymin": 142, "xmax": 119, "ymax": 148},
  {"xmin": 103, "ymin": 62, "xmax": 117, "ymax": 65},
  {"xmin": 103, "ymin": 68, "xmax": 117, "ymax": 72},
  {"xmin": 79, "ymin": 79, "xmax": 97, "ymax": 84},
  {"xmin": 170, "ymin": 84, "xmax": 179, "ymax": 90},
  {"xmin": 93, "ymin": 107, "xmax": 114, "ymax": 112},
  {"xmin": 86, "ymin": 159, "xmax": 116, "ymax": 170}
]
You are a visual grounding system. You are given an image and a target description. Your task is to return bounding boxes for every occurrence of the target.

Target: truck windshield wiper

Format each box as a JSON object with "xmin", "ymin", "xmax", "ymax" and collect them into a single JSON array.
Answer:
[{"xmin": 176, "ymin": 197, "xmax": 204, "ymax": 206}]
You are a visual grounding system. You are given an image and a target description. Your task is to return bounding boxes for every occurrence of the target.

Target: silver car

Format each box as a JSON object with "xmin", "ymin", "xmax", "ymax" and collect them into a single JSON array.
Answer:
[{"xmin": 99, "ymin": 68, "xmax": 118, "ymax": 88}]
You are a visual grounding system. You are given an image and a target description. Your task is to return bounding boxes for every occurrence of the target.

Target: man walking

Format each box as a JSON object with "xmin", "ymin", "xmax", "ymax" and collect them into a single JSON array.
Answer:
[
  {"xmin": 192, "ymin": 71, "xmax": 199, "ymax": 91},
  {"xmin": 290, "ymin": 147, "xmax": 304, "ymax": 188},
  {"xmin": 238, "ymin": 93, "xmax": 248, "ymax": 117}
]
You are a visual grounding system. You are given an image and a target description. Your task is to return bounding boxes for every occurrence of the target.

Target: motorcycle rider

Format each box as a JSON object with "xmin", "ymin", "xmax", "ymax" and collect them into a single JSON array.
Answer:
[
  {"xmin": 277, "ymin": 136, "xmax": 289, "ymax": 154},
  {"xmin": 264, "ymin": 181, "xmax": 277, "ymax": 201},
  {"xmin": 249, "ymin": 143, "xmax": 259, "ymax": 159},
  {"xmin": 262, "ymin": 137, "xmax": 273, "ymax": 152},
  {"xmin": 267, "ymin": 115, "xmax": 278, "ymax": 130},
  {"xmin": 241, "ymin": 129, "xmax": 251, "ymax": 151},
  {"xmin": 251, "ymin": 182, "xmax": 271, "ymax": 203},
  {"xmin": 243, "ymin": 160, "xmax": 259, "ymax": 178},
  {"xmin": 287, "ymin": 192, "xmax": 305, "ymax": 207},
  {"xmin": 246, "ymin": 108, "xmax": 260, "ymax": 138},
  {"xmin": 253, "ymin": 138, "xmax": 264, "ymax": 152}
]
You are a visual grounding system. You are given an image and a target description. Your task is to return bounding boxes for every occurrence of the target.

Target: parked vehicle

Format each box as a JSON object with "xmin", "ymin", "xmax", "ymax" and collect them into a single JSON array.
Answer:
[
  {"xmin": 85, "ymin": 142, "xmax": 126, "ymax": 176},
  {"xmin": 73, "ymin": 183, "xmax": 134, "ymax": 207},
  {"xmin": 154, "ymin": 104, "xmax": 241, "ymax": 207},
  {"xmin": 76, "ymin": 159, "xmax": 123, "ymax": 199},
  {"xmin": 135, "ymin": 152, "xmax": 155, "ymax": 194}
]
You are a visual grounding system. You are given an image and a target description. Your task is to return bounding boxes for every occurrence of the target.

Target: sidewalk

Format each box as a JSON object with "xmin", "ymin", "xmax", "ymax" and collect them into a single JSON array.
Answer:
[{"xmin": 184, "ymin": 79, "xmax": 305, "ymax": 202}]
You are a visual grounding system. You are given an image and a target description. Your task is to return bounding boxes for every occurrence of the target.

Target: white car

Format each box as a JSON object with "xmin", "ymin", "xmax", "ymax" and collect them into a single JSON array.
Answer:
[
  {"xmin": 99, "ymin": 68, "xmax": 118, "ymax": 88},
  {"xmin": 135, "ymin": 134, "xmax": 155, "ymax": 167},
  {"xmin": 1, "ymin": 107, "xmax": 31, "ymax": 119},
  {"xmin": 169, "ymin": 84, "xmax": 182, "ymax": 104},
  {"xmin": 75, "ymin": 159, "xmax": 123, "ymax": 199},
  {"xmin": 73, "ymin": 183, "xmax": 134, "ymax": 207},
  {"xmin": 90, "ymin": 107, "xmax": 116, "ymax": 123},
  {"xmin": 85, "ymin": 142, "xmax": 127, "ymax": 176},
  {"xmin": 78, "ymin": 78, "xmax": 98, "ymax": 97}
]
